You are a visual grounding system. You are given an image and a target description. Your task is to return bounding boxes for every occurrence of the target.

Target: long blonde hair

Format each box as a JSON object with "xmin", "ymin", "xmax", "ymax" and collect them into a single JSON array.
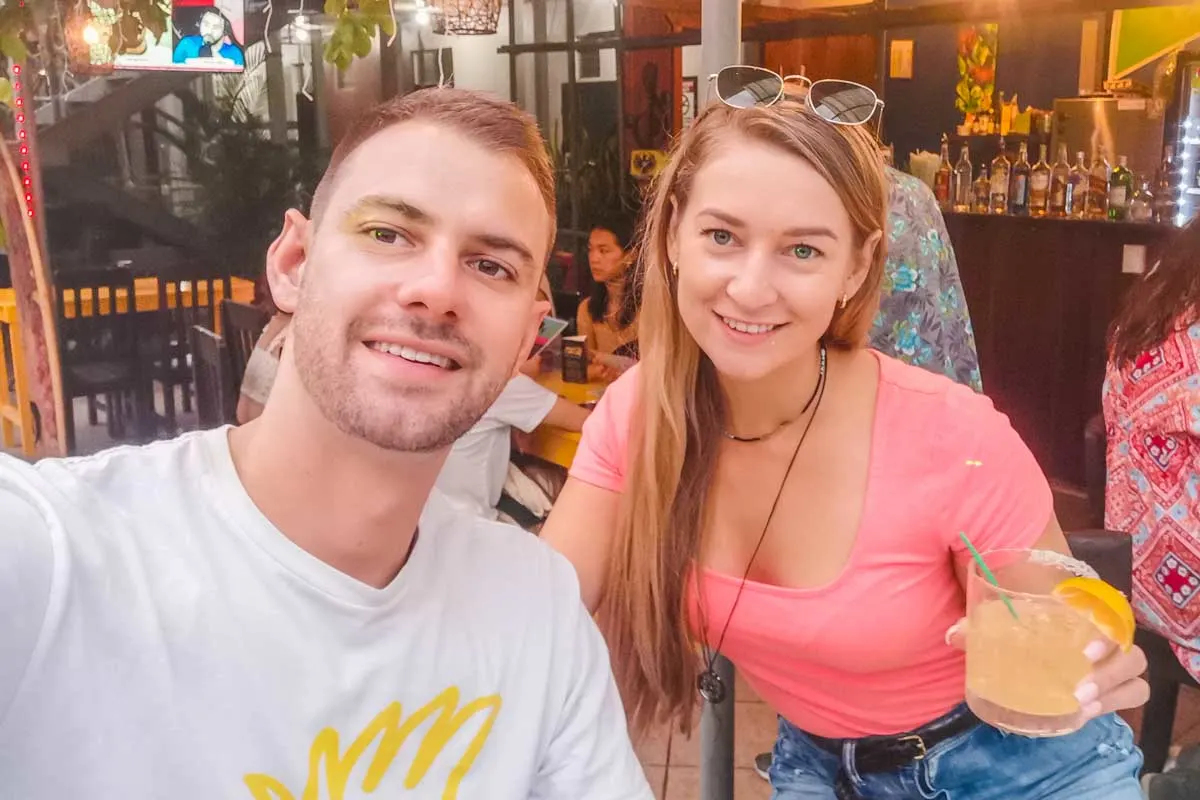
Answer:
[{"xmin": 598, "ymin": 100, "xmax": 889, "ymax": 737}]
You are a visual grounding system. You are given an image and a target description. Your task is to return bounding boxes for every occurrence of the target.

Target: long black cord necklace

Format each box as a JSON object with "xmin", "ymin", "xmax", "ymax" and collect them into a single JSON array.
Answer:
[{"xmin": 696, "ymin": 341, "xmax": 828, "ymax": 705}]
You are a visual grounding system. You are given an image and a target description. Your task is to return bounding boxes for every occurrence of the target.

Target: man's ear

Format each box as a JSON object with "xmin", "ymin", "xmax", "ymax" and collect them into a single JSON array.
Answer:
[
  {"xmin": 265, "ymin": 209, "xmax": 310, "ymax": 314},
  {"xmin": 512, "ymin": 298, "xmax": 553, "ymax": 378}
]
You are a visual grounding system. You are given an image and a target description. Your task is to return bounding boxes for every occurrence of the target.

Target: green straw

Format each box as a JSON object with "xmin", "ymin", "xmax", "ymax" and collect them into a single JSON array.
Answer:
[{"xmin": 959, "ymin": 531, "xmax": 1019, "ymax": 620}]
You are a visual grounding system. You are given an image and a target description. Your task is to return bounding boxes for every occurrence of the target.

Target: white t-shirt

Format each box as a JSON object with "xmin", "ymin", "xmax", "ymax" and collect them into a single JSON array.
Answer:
[
  {"xmin": 0, "ymin": 430, "xmax": 651, "ymax": 799},
  {"xmin": 436, "ymin": 375, "xmax": 558, "ymax": 520}
]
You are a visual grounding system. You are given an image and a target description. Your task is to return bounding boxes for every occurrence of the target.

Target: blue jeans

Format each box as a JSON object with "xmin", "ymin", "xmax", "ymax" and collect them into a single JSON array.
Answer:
[{"xmin": 769, "ymin": 705, "xmax": 1144, "ymax": 799}]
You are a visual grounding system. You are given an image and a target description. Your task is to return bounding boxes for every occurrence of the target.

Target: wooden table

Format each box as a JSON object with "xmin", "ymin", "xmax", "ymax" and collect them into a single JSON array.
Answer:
[
  {"xmin": 527, "ymin": 372, "xmax": 608, "ymax": 469},
  {"xmin": 0, "ymin": 276, "xmax": 254, "ymax": 456}
]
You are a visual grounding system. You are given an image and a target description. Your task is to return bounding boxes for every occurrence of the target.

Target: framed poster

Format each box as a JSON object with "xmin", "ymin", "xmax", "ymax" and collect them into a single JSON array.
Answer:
[{"xmin": 681, "ymin": 76, "xmax": 698, "ymax": 129}]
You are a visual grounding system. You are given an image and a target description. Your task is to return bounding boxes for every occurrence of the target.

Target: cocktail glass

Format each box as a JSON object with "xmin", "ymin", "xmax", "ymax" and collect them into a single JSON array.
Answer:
[{"xmin": 964, "ymin": 548, "xmax": 1103, "ymax": 736}]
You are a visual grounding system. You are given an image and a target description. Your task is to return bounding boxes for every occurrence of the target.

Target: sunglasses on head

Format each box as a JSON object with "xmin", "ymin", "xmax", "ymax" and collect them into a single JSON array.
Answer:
[{"xmin": 708, "ymin": 66, "xmax": 884, "ymax": 127}]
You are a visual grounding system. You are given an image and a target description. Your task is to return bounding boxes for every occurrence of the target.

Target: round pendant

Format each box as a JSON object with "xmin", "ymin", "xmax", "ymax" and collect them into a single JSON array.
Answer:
[{"xmin": 697, "ymin": 669, "xmax": 727, "ymax": 704}]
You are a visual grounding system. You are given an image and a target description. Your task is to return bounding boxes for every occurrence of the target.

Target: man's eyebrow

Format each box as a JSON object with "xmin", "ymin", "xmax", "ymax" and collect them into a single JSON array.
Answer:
[
  {"xmin": 472, "ymin": 233, "xmax": 536, "ymax": 270},
  {"xmin": 343, "ymin": 195, "xmax": 434, "ymax": 224}
]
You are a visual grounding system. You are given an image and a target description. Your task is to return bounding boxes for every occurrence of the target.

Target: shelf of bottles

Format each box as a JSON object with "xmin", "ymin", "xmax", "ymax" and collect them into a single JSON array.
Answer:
[
  {"xmin": 1170, "ymin": 63, "xmax": 1200, "ymax": 227},
  {"xmin": 935, "ymin": 134, "xmax": 1157, "ymax": 224}
]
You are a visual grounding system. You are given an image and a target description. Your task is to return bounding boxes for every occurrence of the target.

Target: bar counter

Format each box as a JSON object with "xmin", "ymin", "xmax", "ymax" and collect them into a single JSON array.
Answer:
[{"xmin": 943, "ymin": 213, "xmax": 1173, "ymax": 487}]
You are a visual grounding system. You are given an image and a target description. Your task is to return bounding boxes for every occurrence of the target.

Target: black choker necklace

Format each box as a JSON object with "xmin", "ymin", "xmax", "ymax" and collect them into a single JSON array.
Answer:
[
  {"xmin": 721, "ymin": 343, "xmax": 827, "ymax": 443},
  {"xmin": 696, "ymin": 343, "xmax": 829, "ymax": 705}
]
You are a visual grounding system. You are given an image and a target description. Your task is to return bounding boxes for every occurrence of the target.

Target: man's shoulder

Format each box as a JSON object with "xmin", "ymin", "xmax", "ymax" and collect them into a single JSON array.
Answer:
[{"xmin": 0, "ymin": 430, "xmax": 221, "ymax": 514}]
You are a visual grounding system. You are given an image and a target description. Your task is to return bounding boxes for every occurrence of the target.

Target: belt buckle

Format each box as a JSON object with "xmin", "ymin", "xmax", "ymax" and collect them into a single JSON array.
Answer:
[{"xmin": 898, "ymin": 734, "xmax": 927, "ymax": 761}]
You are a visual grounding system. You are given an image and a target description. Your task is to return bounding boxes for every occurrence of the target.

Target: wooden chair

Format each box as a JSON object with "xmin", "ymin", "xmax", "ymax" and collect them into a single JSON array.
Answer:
[
  {"xmin": 221, "ymin": 300, "xmax": 269, "ymax": 387},
  {"xmin": 141, "ymin": 265, "xmax": 232, "ymax": 432},
  {"xmin": 53, "ymin": 266, "xmax": 148, "ymax": 453},
  {"xmin": 188, "ymin": 325, "xmax": 236, "ymax": 428}
]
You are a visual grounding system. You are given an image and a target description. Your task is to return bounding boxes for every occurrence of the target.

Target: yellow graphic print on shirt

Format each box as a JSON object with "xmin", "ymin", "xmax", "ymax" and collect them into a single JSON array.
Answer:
[{"xmin": 244, "ymin": 687, "xmax": 502, "ymax": 800}]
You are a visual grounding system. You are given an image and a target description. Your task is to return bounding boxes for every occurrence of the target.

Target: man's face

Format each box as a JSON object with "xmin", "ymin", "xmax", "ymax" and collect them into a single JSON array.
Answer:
[
  {"xmin": 198, "ymin": 12, "xmax": 223, "ymax": 45},
  {"xmin": 269, "ymin": 121, "xmax": 551, "ymax": 453}
]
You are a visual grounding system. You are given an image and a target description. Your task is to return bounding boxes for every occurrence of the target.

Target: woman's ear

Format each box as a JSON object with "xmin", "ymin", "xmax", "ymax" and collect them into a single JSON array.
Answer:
[{"xmin": 846, "ymin": 228, "xmax": 884, "ymax": 298}]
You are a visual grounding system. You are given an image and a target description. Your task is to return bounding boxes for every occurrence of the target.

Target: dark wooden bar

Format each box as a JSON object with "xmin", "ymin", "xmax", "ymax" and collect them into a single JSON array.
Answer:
[{"xmin": 944, "ymin": 213, "xmax": 1173, "ymax": 487}]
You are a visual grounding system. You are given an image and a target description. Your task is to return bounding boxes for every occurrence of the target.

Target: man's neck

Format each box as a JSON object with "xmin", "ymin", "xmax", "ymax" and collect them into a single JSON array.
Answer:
[{"xmin": 227, "ymin": 371, "xmax": 448, "ymax": 590}]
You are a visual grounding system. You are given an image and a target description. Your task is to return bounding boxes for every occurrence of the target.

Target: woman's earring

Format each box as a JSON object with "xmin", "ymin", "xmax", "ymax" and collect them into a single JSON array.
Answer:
[
  {"xmin": 672, "ymin": 260, "xmax": 679, "ymax": 277},
  {"xmin": 839, "ymin": 293, "xmax": 849, "ymax": 309}
]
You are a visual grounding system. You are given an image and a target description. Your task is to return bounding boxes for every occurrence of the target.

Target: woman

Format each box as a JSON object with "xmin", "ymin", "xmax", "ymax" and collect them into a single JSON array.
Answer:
[
  {"xmin": 543, "ymin": 97, "xmax": 1149, "ymax": 797},
  {"xmin": 579, "ymin": 219, "xmax": 641, "ymax": 381},
  {"xmin": 1104, "ymin": 217, "xmax": 1200, "ymax": 685}
]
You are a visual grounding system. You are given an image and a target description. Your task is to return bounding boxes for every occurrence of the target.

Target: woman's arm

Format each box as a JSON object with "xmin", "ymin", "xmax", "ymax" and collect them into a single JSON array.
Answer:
[{"xmin": 541, "ymin": 479, "xmax": 621, "ymax": 613}]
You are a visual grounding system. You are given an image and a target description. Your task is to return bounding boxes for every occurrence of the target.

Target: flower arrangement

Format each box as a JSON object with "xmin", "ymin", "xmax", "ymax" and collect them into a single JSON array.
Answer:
[{"xmin": 956, "ymin": 24, "xmax": 998, "ymax": 123}]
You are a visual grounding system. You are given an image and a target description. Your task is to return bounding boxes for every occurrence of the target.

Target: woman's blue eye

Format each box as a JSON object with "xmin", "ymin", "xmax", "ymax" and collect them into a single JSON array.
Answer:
[
  {"xmin": 793, "ymin": 244, "xmax": 817, "ymax": 260},
  {"xmin": 709, "ymin": 229, "xmax": 733, "ymax": 246}
]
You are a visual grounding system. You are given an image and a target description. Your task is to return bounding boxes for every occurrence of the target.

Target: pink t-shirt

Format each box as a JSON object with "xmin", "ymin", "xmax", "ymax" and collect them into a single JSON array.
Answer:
[{"xmin": 570, "ymin": 351, "xmax": 1053, "ymax": 738}]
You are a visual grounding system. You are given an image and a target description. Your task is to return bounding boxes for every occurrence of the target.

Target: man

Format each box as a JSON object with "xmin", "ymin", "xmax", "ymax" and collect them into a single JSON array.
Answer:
[
  {"xmin": 173, "ymin": 6, "xmax": 245, "ymax": 66},
  {"xmin": 0, "ymin": 88, "xmax": 651, "ymax": 799},
  {"xmin": 755, "ymin": 163, "xmax": 983, "ymax": 783},
  {"xmin": 436, "ymin": 373, "xmax": 589, "ymax": 525}
]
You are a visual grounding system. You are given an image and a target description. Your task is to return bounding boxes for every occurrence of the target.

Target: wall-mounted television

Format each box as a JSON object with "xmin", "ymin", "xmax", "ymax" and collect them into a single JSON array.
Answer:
[{"xmin": 76, "ymin": 0, "xmax": 245, "ymax": 73}]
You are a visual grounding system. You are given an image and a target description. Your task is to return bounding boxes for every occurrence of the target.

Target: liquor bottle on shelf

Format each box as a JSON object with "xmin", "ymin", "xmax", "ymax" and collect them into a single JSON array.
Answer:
[
  {"xmin": 952, "ymin": 145, "xmax": 973, "ymax": 213},
  {"xmin": 1108, "ymin": 155, "xmax": 1134, "ymax": 221},
  {"xmin": 1087, "ymin": 146, "xmax": 1111, "ymax": 219},
  {"xmin": 1156, "ymin": 146, "xmax": 1177, "ymax": 224},
  {"xmin": 973, "ymin": 166, "xmax": 991, "ymax": 213},
  {"xmin": 1130, "ymin": 178, "xmax": 1155, "ymax": 223},
  {"xmin": 1009, "ymin": 141, "xmax": 1032, "ymax": 216},
  {"xmin": 934, "ymin": 136, "xmax": 953, "ymax": 211},
  {"xmin": 990, "ymin": 138, "xmax": 1011, "ymax": 214},
  {"xmin": 1067, "ymin": 151, "xmax": 1089, "ymax": 219},
  {"xmin": 1049, "ymin": 144, "xmax": 1070, "ymax": 217},
  {"xmin": 1029, "ymin": 143, "xmax": 1051, "ymax": 218}
]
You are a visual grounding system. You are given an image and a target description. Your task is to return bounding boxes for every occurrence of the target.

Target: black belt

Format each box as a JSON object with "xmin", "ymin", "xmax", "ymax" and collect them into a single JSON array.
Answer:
[{"xmin": 807, "ymin": 707, "xmax": 980, "ymax": 776}]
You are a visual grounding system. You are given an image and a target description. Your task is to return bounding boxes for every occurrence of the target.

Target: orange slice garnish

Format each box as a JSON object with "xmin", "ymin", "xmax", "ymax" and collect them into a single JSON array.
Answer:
[{"xmin": 1052, "ymin": 577, "xmax": 1136, "ymax": 652}]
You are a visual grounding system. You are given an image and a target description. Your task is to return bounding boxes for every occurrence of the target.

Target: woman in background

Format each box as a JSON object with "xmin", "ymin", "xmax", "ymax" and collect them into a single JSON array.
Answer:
[
  {"xmin": 1104, "ymin": 216, "xmax": 1200, "ymax": 685},
  {"xmin": 578, "ymin": 219, "xmax": 641, "ymax": 380}
]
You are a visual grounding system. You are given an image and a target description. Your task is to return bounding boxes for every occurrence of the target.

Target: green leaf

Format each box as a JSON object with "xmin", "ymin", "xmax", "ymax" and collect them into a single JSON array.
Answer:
[
  {"xmin": 0, "ymin": 77, "xmax": 13, "ymax": 108},
  {"xmin": 325, "ymin": 0, "xmax": 349, "ymax": 17},
  {"xmin": 957, "ymin": 55, "xmax": 967, "ymax": 76},
  {"xmin": 0, "ymin": 32, "xmax": 26, "ymax": 65},
  {"xmin": 351, "ymin": 25, "xmax": 373, "ymax": 57}
]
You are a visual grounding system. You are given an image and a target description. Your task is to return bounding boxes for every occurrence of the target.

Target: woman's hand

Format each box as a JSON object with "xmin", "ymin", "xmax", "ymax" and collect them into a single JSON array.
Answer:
[
  {"xmin": 1074, "ymin": 639, "xmax": 1149, "ymax": 721},
  {"xmin": 945, "ymin": 619, "xmax": 1149, "ymax": 721}
]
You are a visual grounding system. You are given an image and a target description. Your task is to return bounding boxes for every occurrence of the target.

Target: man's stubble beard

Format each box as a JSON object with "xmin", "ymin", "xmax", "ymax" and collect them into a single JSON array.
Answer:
[{"xmin": 288, "ymin": 295, "xmax": 512, "ymax": 454}]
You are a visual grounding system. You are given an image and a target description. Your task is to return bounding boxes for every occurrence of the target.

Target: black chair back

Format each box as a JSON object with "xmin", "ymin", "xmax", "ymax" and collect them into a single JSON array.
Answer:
[
  {"xmin": 1064, "ymin": 528, "xmax": 1132, "ymax": 595},
  {"xmin": 53, "ymin": 266, "xmax": 139, "ymax": 378},
  {"xmin": 221, "ymin": 300, "xmax": 269, "ymax": 384},
  {"xmin": 189, "ymin": 325, "xmax": 235, "ymax": 428}
]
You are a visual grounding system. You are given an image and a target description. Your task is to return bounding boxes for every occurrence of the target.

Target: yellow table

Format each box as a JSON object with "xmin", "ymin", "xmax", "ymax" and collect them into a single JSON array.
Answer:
[
  {"xmin": 0, "ymin": 276, "xmax": 254, "ymax": 455},
  {"xmin": 527, "ymin": 372, "xmax": 608, "ymax": 469}
]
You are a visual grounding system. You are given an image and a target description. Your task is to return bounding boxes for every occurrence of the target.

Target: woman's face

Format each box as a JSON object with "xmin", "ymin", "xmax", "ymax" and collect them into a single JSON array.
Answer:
[
  {"xmin": 669, "ymin": 135, "xmax": 876, "ymax": 384},
  {"xmin": 588, "ymin": 228, "xmax": 627, "ymax": 284}
]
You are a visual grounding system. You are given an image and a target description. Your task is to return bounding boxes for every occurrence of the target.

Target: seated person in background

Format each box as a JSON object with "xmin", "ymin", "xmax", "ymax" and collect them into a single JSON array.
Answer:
[
  {"xmin": 436, "ymin": 374, "xmax": 589, "ymax": 528},
  {"xmin": 872, "ymin": 166, "xmax": 982, "ymax": 392},
  {"xmin": 236, "ymin": 295, "xmax": 291, "ymax": 425},
  {"xmin": 1104, "ymin": 216, "xmax": 1200, "ymax": 686},
  {"xmin": 578, "ymin": 218, "xmax": 641, "ymax": 381}
]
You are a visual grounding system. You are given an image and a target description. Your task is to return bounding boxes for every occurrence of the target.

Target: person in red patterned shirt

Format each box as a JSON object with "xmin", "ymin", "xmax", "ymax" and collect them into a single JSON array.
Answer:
[{"xmin": 1104, "ymin": 216, "xmax": 1200, "ymax": 685}]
